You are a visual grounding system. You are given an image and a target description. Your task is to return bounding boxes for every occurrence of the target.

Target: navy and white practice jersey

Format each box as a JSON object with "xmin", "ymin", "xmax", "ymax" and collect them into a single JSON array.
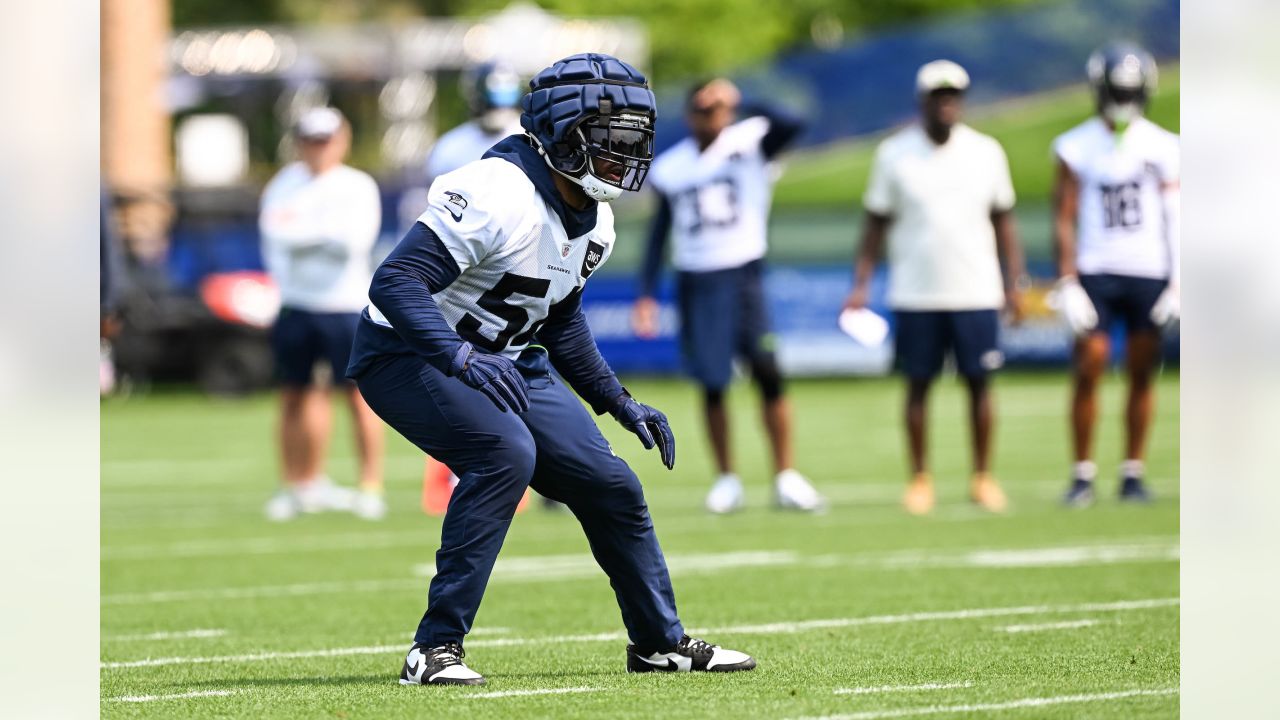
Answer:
[
  {"xmin": 424, "ymin": 119, "xmax": 523, "ymax": 186},
  {"xmin": 370, "ymin": 154, "xmax": 614, "ymax": 359},
  {"xmin": 647, "ymin": 117, "xmax": 779, "ymax": 273},
  {"xmin": 1053, "ymin": 116, "xmax": 1180, "ymax": 280}
]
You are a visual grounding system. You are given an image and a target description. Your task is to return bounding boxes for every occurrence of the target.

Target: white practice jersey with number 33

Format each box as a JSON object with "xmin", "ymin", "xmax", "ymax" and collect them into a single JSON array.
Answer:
[
  {"xmin": 1053, "ymin": 116, "xmax": 1180, "ymax": 280},
  {"xmin": 371, "ymin": 157, "xmax": 615, "ymax": 358}
]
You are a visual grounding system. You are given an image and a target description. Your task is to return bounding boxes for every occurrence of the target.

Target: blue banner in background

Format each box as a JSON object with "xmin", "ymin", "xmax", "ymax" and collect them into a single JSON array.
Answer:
[{"xmin": 583, "ymin": 265, "xmax": 1177, "ymax": 377}]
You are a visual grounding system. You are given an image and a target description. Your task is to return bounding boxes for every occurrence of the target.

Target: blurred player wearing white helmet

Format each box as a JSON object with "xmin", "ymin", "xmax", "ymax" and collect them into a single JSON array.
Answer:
[
  {"xmin": 846, "ymin": 60, "xmax": 1027, "ymax": 515},
  {"xmin": 633, "ymin": 78, "xmax": 824, "ymax": 514},
  {"xmin": 423, "ymin": 62, "xmax": 524, "ymax": 186},
  {"xmin": 1052, "ymin": 43, "xmax": 1179, "ymax": 507},
  {"xmin": 259, "ymin": 107, "xmax": 387, "ymax": 521}
]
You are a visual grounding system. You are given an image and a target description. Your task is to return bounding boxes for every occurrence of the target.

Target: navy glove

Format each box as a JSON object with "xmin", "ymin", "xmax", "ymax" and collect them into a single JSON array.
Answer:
[
  {"xmin": 448, "ymin": 342, "xmax": 530, "ymax": 413},
  {"xmin": 610, "ymin": 393, "xmax": 676, "ymax": 470}
]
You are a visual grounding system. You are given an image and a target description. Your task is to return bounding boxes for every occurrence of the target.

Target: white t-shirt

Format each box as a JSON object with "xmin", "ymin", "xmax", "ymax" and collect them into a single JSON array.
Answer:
[
  {"xmin": 1053, "ymin": 116, "xmax": 1179, "ymax": 280},
  {"xmin": 864, "ymin": 124, "xmax": 1015, "ymax": 311},
  {"xmin": 370, "ymin": 157, "xmax": 615, "ymax": 359},
  {"xmin": 424, "ymin": 120, "xmax": 524, "ymax": 185},
  {"xmin": 259, "ymin": 162, "xmax": 381, "ymax": 313},
  {"xmin": 648, "ymin": 117, "xmax": 775, "ymax": 273}
]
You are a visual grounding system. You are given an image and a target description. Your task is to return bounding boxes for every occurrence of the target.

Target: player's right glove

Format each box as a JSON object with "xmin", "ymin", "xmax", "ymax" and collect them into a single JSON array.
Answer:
[
  {"xmin": 448, "ymin": 342, "xmax": 530, "ymax": 413},
  {"xmin": 1049, "ymin": 276, "xmax": 1099, "ymax": 337},
  {"xmin": 610, "ymin": 393, "xmax": 676, "ymax": 470},
  {"xmin": 1149, "ymin": 284, "xmax": 1180, "ymax": 329}
]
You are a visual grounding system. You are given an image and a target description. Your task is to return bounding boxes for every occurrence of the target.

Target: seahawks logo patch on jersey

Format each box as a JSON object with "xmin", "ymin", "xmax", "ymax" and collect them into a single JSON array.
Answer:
[
  {"xmin": 443, "ymin": 191, "xmax": 468, "ymax": 222},
  {"xmin": 581, "ymin": 241, "xmax": 604, "ymax": 278}
]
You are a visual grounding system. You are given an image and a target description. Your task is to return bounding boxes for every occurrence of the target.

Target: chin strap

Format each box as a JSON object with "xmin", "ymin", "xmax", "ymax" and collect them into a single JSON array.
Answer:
[{"xmin": 529, "ymin": 134, "xmax": 622, "ymax": 203}]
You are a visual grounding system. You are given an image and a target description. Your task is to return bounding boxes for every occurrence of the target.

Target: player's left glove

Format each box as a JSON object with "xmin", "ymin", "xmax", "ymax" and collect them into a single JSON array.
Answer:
[
  {"xmin": 1149, "ymin": 284, "xmax": 1180, "ymax": 329},
  {"xmin": 610, "ymin": 393, "xmax": 675, "ymax": 470}
]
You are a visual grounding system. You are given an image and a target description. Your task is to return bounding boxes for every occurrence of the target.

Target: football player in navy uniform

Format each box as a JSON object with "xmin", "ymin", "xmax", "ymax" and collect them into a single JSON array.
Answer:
[
  {"xmin": 1051, "ymin": 43, "xmax": 1179, "ymax": 506},
  {"xmin": 348, "ymin": 54, "xmax": 756, "ymax": 685},
  {"xmin": 633, "ymin": 78, "xmax": 824, "ymax": 514}
]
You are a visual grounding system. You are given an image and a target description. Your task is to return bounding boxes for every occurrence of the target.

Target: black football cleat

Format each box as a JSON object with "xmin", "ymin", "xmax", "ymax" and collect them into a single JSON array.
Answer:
[
  {"xmin": 399, "ymin": 642, "xmax": 485, "ymax": 685},
  {"xmin": 1062, "ymin": 478, "xmax": 1095, "ymax": 508},
  {"xmin": 1118, "ymin": 475, "xmax": 1152, "ymax": 503},
  {"xmin": 626, "ymin": 634, "xmax": 756, "ymax": 673}
]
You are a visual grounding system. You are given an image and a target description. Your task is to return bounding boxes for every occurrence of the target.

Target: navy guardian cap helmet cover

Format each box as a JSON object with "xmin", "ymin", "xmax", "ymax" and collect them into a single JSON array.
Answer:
[{"xmin": 520, "ymin": 53, "xmax": 657, "ymax": 201}]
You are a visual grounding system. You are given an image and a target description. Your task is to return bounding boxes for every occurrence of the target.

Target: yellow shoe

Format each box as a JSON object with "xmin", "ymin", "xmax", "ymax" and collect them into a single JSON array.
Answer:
[
  {"xmin": 903, "ymin": 473, "xmax": 935, "ymax": 515},
  {"xmin": 970, "ymin": 473, "xmax": 1008, "ymax": 513}
]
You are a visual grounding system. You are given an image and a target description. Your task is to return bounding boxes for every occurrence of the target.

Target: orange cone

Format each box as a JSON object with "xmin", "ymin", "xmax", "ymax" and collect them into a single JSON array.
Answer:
[{"xmin": 421, "ymin": 457, "xmax": 531, "ymax": 516}]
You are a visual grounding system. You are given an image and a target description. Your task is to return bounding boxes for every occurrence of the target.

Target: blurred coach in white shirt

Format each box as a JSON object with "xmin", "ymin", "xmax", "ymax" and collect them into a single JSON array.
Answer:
[
  {"xmin": 845, "ymin": 60, "xmax": 1027, "ymax": 516},
  {"xmin": 259, "ymin": 107, "xmax": 386, "ymax": 521}
]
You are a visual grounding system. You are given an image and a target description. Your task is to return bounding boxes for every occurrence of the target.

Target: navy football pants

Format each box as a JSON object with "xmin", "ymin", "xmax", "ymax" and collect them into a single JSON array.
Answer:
[{"xmin": 354, "ymin": 349, "xmax": 684, "ymax": 651}]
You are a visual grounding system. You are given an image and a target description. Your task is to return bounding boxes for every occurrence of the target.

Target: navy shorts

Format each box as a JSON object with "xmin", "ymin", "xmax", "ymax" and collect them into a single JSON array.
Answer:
[
  {"xmin": 894, "ymin": 309, "xmax": 1002, "ymax": 381},
  {"xmin": 677, "ymin": 259, "xmax": 775, "ymax": 391},
  {"xmin": 271, "ymin": 307, "xmax": 360, "ymax": 387},
  {"xmin": 1079, "ymin": 273, "xmax": 1168, "ymax": 335}
]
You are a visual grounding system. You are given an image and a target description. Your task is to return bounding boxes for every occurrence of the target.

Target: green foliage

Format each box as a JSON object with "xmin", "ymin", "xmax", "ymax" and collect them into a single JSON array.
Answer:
[{"xmin": 172, "ymin": 0, "xmax": 1045, "ymax": 84}]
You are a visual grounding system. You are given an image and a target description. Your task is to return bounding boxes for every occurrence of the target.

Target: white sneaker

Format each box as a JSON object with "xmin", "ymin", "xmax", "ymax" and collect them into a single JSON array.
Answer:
[
  {"xmin": 351, "ymin": 489, "xmax": 388, "ymax": 520},
  {"xmin": 264, "ymin": 490, "xmax": 300, "ymax": 522},
  {"xmin": 294, "ymin": 476, "xmax": 356, "ymax": 513},
  {"xmin": 705, "ymin": 474, "xmax": 744, "ymax": 514},
  {"xmin": 775, "ymin": 469, "xmax": 825, "ymax": 512}
]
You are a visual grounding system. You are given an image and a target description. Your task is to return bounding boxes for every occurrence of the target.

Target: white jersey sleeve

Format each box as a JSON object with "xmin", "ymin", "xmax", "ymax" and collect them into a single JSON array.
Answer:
[
  {"xmin": 989, "ymin": 139, "xmax": 1016, "ymax": 212},
  {"xmin": 863, "ymin": 141, "xmax": 897, "ymax": 216},
  {"xmin": 419, "ymin": 159, "xmax": 534, "ymax": 273}
]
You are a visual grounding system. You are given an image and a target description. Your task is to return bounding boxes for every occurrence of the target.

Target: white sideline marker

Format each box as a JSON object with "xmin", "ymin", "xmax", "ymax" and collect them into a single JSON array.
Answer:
[
  {"xmin": 834, "ymin": 682, "xmax": 973, "ymax": 695},
  {"xmin": 106, "ymin": 689, "xmax": 240, "ymax": 703},
  {"xmin": 101, "ymin": 597, "xmax": 1176, "ymax": 670},
  {"xmin": 107, "ymin": 629, "xmax": 227, "ymax": 642},
  {"xmin": 789, "ymin": 687, "xmax": 1177, "ymax": 720},
  {"xmin": 997, "ymin": 619, "xmax": 1099, "ymax": 633},
  {"xmin": 463, "ymin": 687, "xmax": 599, "ymax": 699}
]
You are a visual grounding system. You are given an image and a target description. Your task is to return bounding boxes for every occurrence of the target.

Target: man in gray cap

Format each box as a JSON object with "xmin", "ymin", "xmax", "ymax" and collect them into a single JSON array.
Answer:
[
  {"xmin": 845, "ymin": 60, "xmax": 1027, "ymax": 515},
  {"xmin": 259, "ymin": 107, "xmax": 387, "ymax": 521}
]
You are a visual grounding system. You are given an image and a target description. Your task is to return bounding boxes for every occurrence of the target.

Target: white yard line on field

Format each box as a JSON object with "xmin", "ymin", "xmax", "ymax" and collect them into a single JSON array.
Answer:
[
  {"xmin": 101, "ymin": 597, "xmax": 1177, "ymax": 670},
  {"xmin": 103, "ymin": 551, "xmax": 799, "ymax": 605},
  {"xmin": 834, "ymin": 683, "xmax": 973, "ymax": 695},
  {"xmin": 414, "ymin": 550, "xmax": 797, "ymax": 580},
  {"xmin": 105, "ymin": 689, "xmax": 241, "ymax": 703},
  {"xmin": 463, "ymin": 687, "xmax": 600, "ymax": 699},
  {"xmin": 996, "ymin": 619, "xmax": 1099, "ymax": 633},
  {"xmin": 106, "ymin": 628, "xmax": 227, "ymax": 641},
  {"xmin": 789, "ymin": 687, "xmax": 1178, "ymax": 720}
]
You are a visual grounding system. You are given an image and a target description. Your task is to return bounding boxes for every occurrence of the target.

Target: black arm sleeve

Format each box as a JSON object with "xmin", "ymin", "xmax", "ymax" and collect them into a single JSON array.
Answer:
[
  {"xmin": 367, "ymin": 222, "xmax": 465, "ymax": 375},
  {"xmin": 639, "ymin": 193, "xmax": 672, "ymax": 298},
  {"xmin": 537, "ymin": 288, "xmax": 626, "ymax": 415},
  {"xmin": 742, "ymin": 101, "xmax": 807, "ymax": 160}
]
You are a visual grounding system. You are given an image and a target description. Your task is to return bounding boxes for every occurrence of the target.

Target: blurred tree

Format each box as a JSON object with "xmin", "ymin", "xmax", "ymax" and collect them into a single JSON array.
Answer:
[{"xmin": 172, "ymin": 0, "xmax": 1048, "ymax": 83}]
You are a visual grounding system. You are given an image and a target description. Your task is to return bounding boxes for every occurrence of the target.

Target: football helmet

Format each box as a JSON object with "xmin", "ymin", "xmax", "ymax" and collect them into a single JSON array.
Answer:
[
  {"xmin": 1087, "ymin": 42, "xmax": 1158, "ymax": 126},
  {"xmin": 521, "ymin": 53, "xmax": 657, "ymax": 202}
]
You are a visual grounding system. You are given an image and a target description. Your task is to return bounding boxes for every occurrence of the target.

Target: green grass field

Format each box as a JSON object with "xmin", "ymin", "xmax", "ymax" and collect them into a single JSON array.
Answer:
[{"xmin": 102, "ymin": 371, "xmax": 1179, "ymax": 718}]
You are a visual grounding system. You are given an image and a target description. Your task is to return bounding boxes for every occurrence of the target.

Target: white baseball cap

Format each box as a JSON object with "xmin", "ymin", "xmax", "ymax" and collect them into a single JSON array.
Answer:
[
  {"xmin": 916, "ymin": 60, "xmax": 970, "ymax": 95},
  {"xmin": 294, "ymin": 107, "xmax": 344, "ymax": 140}
]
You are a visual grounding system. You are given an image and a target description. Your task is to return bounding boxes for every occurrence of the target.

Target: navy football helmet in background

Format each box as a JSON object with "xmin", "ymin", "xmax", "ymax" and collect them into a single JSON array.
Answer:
[
  {"xmin": 462, "ymin": 61, "xmax": 523, "ymax": 132},
  {"xmin": 521, "ymin": 53, "xmax": 657, "ymax": 202},
  {"xmin": 1087, "ymin": 42, "xmax": 1158, "ymax": 126}
]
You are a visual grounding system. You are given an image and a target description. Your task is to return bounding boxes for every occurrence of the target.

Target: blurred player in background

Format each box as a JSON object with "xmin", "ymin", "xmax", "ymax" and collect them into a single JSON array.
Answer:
[
  {"xmin": 633, "ymin": 78, "xmax": 823, "ymax": 514},
  {"xmin": 845, "ymin": 60, "xmax": 1026, "ymax": 515},
  {"xmin": 1051, "ymin": 43, "xmax": 1179, "ymax": 506},
  {"xmin": 349, "ymin": 53, "xmax": 756, "ymax": 685},
  {"xmin": 259, "ymin": 107, "xmax": 386, "ymax": 521},
  {"xmin": 423, "ymin": 62, "xmax": 524, "ymax": 185}
]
